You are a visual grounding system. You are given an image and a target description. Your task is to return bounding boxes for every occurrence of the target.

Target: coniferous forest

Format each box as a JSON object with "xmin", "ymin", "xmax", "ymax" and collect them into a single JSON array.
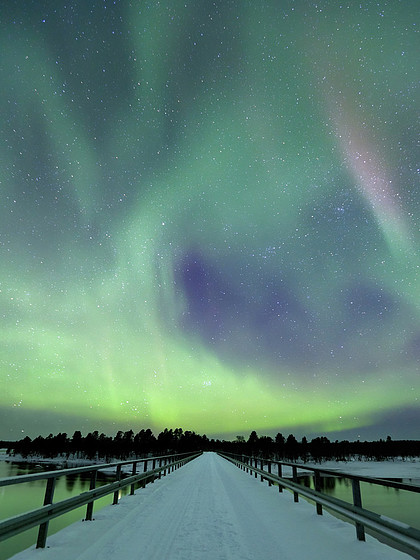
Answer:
[{"xmin": 2, "ymin": 429, "xmax": 419, "ymax": 463}]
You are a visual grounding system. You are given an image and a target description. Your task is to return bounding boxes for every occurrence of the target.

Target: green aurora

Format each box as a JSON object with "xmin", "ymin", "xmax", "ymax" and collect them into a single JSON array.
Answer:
[{"xmin": 1, "ymin": 1, "xmax": 419, "ymax": 440}]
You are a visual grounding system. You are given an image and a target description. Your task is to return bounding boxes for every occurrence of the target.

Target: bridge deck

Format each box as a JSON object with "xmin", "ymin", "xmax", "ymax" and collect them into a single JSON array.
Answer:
[{"xmin": 11, "ymin": 452, "xmax": 409, "ymax": 560}]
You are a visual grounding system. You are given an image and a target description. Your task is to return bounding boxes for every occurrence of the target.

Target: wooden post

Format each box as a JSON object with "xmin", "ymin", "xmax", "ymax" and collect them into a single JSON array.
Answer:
[
  {"xmin": 151, "ymin": 458, "xmax": 156, "ymax": 482},
  {"xmin": 292, "ymin": 465, "xmax": 299, "ymax": 502},
  {"xmin": 260, "ymin": 459, "xmax": 264, "ymax": 482},
  {"xmin": 158, "ymin": 457, "xmax": 162, "ymax": 479},
  {"xmin": 278, "ymin": 463, "xmax": 283, "ymax": 492},
  {"xmin": 352, "ymin": 479, "xmax": 365, "ymax": 541},
  {"xmin": 85, "ymin": 470, "xmax": 98, "ymax": 519},
  {"xmin": 130, "ymin": 462, "xmax": 137, "ymax": 495},
  {"xmin": 113, "ymin": 464, "xmax": 121, "ymax": 505},
  {"xmin": 254, "ymin": 458, "xmax": 258, "ymax": 478},
  {"xmin": 314, "ymin": 471, "xmax": 323, "ymax": 515},
  {"xmin": 36, "ymin": 477, "xmax": 56, "ymax": 548}
]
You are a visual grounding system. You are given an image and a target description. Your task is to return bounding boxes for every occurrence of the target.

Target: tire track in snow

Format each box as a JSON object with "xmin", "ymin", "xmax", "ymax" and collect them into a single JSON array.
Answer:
[
  {"xmin": 212, "ymin": 455, "xmax": 295, "ymax": 560},
  {"xmin": 166, "ymin": 452, "xmax": 251, "ymax": 559}
]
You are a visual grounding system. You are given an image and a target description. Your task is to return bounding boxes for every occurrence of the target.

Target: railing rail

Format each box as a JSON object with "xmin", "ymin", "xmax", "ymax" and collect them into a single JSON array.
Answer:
[
  {"xmin": 218, "ymin": 451, "xmax": 420, "ymax": 557},
  {"xmin": 0, "ymin": 451, "xmax": 202, "ymax": 549},
  {"xmin": 0, "ymin": 451, "xmax": 197, "ymax": 487}
]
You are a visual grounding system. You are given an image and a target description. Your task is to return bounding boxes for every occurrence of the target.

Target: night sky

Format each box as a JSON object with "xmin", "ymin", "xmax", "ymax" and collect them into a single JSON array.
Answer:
[{"xmin": 1, "ymin": 1, "xmax": 419, "ymax": 442}]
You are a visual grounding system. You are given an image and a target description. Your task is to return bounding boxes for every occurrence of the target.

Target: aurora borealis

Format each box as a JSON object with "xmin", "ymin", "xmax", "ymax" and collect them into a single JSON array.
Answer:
[{"xmin": 1, "ymin": 1, "xmax": 419, "ymax": 441}]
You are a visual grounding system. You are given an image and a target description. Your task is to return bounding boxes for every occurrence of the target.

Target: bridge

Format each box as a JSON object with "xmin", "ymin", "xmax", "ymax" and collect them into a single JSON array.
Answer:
[{"xmin": 1, "ymin": 452, "xmax": 419, "ymax": 559}]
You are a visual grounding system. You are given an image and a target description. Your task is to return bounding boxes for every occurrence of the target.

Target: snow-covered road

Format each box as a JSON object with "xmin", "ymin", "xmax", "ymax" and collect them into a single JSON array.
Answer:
[{"xmin": 11, "ymin": 452, "xmax": 411, "ymax": 560}]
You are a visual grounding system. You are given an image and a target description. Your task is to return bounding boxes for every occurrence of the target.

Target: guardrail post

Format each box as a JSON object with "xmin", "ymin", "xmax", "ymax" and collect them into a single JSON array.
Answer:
[
  {"xmin": 254, "ymin": 458, "xmax": 258, "ymax": 478},
  {"xmin": 314, "ymin": 471, "xmax": 323, "ymax": 515},
  {"xmin": 151, "ymin": 459, "xmax": 156, "ymax": 482},
  {"xmin": 130, "ymin": 462, "xmax": 137, "ymax": 495},
  {"xmin": 113, "ymin": 465, "xmax": 122, "ymax": 505},
  {"xmin": 351, "ymin": 479, "xmax": 365, "ymax": 541},
  {"xmin": 260, "ymin": 459, "xmax": 264, "ymax": 482},
  {"xmin": 158, "ymin": 458, "xmax": 162, "ymax": 478},
  {"xmin": 141, "ymin": 459, "xmax": 148, "ymax": 486},
  {"xmin": 85, "ymin": 470, "xmax": 98, "ymax": 519},
  {"xmin": 36, "ymin": 476, "xmax": 56, "ymax": 548},
  {"xmin": 278, "ymin": 463, "xmax": 283, "ymax": 492},
  {"xmin": 292, "ymin": 465, "xmax": 299, "ymax": 502},
  {"xmin": 267, "ymin": 461, "xmax": 272, "ymax": 486}
]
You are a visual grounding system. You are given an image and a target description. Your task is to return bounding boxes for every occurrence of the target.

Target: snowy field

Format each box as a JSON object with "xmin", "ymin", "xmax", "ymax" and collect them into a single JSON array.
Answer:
[
  {"xmin": 9, "ymin": 452, "xmax": 415, "ymax": 560},
  {"xmin": 282, "ymin": 458, "xmax": 420, "ymax": 481}
]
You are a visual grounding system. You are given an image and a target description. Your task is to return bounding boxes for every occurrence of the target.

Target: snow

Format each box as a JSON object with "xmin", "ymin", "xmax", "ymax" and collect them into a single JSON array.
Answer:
[
  {"xmin": 1, "ymin": 452, "xmax": 118, "ymax": 469},
  {"xmin": 9, "ymin": 452, "xmax": 412, "ymax": 560},
  {"xmin": 300, "ymin": 459, "xmax": 420, "ymax": 480}
]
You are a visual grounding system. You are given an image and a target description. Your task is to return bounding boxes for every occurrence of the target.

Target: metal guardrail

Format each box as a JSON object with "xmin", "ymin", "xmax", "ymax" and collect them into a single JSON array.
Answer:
[
  {"xmin": 218, "ymin": 451, "xmax": 420, "ymax": 557},
  {"xmin": 0, "ymin": 451, "xmax": 202, "ymax": 549}
]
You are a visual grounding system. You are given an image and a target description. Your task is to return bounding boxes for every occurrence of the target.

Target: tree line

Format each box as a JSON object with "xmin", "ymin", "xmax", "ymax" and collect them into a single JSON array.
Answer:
[
  {"xmin": 3, "ymin": 428, "xmax": 204, "ymax": 461},
  {"xmin": 225, "ymin": 432, "xmax": 420, "ymax": 462},
  {"xmin": 3, "ymin": 429, "xmax": 419, "ymax": 462}
]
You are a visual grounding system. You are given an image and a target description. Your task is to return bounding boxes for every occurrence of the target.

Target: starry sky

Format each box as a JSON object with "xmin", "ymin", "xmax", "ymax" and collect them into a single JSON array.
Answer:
[{"xmin": 1, "ymin": 1, "xmax": 419, "ymax": 442}]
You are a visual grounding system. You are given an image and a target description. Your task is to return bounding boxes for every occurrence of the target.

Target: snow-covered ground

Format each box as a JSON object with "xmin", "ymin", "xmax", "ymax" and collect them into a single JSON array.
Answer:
[
  {"xmin": 4, "ymin": 451, "xmax": 420, "ymax": 478},
  {"xmin": 0, "ymin": 451, "xmax": 120, "ymax": 469},
  {"xmin": 10, "ymin": 452, "xmax": 414, "ymax": 560},
  {"xmin": 275, "ymin": 458, "xmax": 420, "ymax": 481},
  {"xmin": 0, "ymin": 451, "xmax": 151, "ymax": 476}
]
